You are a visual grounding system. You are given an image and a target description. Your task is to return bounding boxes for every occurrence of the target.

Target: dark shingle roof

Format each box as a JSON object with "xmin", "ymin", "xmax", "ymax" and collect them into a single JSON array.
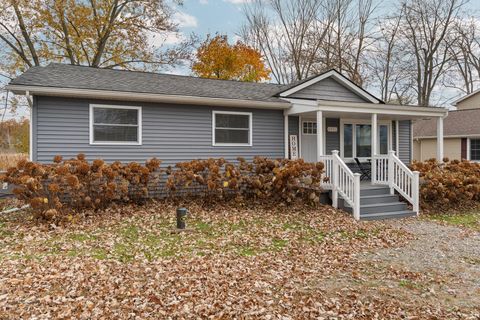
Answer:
[
  {"xmin": 10, "ymin": 63, "xmax": 289, "ymax": 103},
  {"xmin": 413, "ymin": 109, "xmax": 480, "ymax": 138}
]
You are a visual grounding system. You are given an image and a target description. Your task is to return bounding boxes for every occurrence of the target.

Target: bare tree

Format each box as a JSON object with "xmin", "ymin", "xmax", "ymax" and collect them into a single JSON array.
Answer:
[
  {"xmin": 240, "ymin": 0, "xmax": 336, "ymax": 84},
  {"xmin": 399, "ymin": 0, "xmax": 467, "ymax": 106},
  {"xmin": 367, "ymin": 13, "xmax": 410, "ymax": 103},
  {"xmin": 241, "ymin": 0, "xmax": 378, "ymax": 85},
  {"xmin": 446, "ymin": 18, "xmax": 480, "ymax": 94}
]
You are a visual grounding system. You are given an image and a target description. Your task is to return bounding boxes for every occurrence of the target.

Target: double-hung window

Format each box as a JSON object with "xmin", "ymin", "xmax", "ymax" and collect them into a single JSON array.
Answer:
[
  {"xmin": 90, "ymin": 105, "xmax": 142, "ymax": 145},
  {"xmin": 470, "ymin": 139, "xmax": 480, "ymax": 161},
  {"xmin": 212, "ymin": 111, "xmax": 252, "ymax": 146}
]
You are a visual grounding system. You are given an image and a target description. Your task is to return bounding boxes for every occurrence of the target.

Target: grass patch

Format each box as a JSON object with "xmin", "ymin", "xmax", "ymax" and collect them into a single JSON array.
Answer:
[{"xmin": 427, "ymin": 210, "xmax": 480, "ymax": 231}]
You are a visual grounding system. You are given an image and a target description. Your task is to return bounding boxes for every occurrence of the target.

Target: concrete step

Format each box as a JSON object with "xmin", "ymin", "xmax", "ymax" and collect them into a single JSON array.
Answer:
[
  {"xmin": 360, "ymin": 210, "xmax": 417, "ymax": 221},
  {"xmin": 360, "ymin": 186, "xmax": 390, "ymax": 196},
  {"xmin": 360, "ymin": 202, "xmax": 408, "ymax": 214},
  {"xmin": 360, "ymin": 194, "xmax": 399, "ymax": 205}
]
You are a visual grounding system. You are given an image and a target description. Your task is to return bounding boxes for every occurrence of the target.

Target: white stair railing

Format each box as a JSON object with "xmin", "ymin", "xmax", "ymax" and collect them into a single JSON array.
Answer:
[
  {"xmin": 331, "ymin": 150, "xmax": 361, "ymax": 220},
  {"xmin": 387, "ymin": 150, "xmax": 420, "ymax": 214},
  {"xmin": 318, "ymin": 155, "xmax": 334, "ymax": 190}
]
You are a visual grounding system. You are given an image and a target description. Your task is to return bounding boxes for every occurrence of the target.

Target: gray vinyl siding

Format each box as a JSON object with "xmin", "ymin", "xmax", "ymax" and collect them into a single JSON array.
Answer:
[
  {"xmin": 325, "ymin": 118, "xmax": 340, "ymax": 154},
  {"xmin": 289, "ymin": 78, "xmax": 368, "ymax": 102},
  {"xmin": 33, "ymin": 96, "xmax": 285, "ymax": 166},
  {"xmin": 398, "ymin": 120, "xmax": 412, "ymax": 163}
]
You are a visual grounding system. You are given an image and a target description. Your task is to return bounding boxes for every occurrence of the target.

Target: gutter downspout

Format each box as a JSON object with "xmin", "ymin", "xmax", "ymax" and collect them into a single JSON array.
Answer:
[{"xmin": 26, "ymin": 91, "xmax": 33, "ymax": 161}]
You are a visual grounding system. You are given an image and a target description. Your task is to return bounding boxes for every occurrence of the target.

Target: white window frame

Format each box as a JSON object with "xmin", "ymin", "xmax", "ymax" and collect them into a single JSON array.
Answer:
[
  {"xmin": 339, "ymin": 119, "xmax": 391, "ymax": 161},
  {"xmin": 89, "ymin": 104, "xmax": 142, "ymax": 145},
  {"xmin": 302, "ymin": 121, "xmax": 317, "ymax": 135},
  {"xmin": 212, "ymin": 110, "xmax": 252, "ymax": 147},
  {"xmin": 467, "ymin": 138, "xmax": 480, "ymax": 162}
]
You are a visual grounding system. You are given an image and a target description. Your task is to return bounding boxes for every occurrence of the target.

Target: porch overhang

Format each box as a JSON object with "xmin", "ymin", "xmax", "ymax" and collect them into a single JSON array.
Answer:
[{"xmin": 282, "ymin": 98, "xmax": 448, "ymax": 119}]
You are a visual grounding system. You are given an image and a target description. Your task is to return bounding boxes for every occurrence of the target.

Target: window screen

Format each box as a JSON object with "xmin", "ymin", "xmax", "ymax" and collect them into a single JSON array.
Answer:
[
  {"xmin": 470, "ymin": 139, "xmax": 480, "ymax": 161},
  {"xmin": 214, "ymin": 112, "xmax": 251, "ymax": 145},
  {"xmin": 92, "ymin": 106, "xmax": 140, "ymax": 143}
]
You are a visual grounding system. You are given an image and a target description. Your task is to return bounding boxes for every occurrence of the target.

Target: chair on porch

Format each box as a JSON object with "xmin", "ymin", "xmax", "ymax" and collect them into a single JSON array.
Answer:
[{"xmin": 354, "ymin": 158, "xmax": 371, "ymax": 181}]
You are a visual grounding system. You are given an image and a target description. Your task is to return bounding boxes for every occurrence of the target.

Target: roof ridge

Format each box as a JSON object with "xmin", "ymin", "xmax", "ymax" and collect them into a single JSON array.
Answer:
[{"xmin": 47, "ymin": 63, "xmax": 285, "ymax": 88}]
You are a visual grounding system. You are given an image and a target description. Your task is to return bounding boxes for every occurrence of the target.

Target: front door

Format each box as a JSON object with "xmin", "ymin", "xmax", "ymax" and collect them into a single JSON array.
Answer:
[{"xmin": 300, "ymin": 120, "xmax": 317, "ymax": 162}]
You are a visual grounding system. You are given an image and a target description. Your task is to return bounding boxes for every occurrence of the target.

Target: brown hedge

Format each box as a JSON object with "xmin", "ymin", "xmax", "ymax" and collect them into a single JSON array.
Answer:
[
  {"xmin": 1, "ymin": 155, "xmax": 325, "ymax": 221},
  {"xmin": 411, "ymin": 158, "xmax": 480, "ymax": 211}
]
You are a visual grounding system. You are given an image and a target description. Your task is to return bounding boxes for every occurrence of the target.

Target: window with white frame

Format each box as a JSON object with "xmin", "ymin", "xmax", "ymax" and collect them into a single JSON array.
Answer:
[
  {"xmin": 212, "ymin": 111, "xmax": 252, "ymax": 146},
  {"xmin": 302, "ymin": 121, "xmax": 317, "ymax": 135},
  {"xmin": 470, "ymin": 139, "xmax": 480, "ymax": 161},
  {"xmin": 90, "ymin": 105, "xmax": 141, "ymax": 144},
  {"xmin": 342, "ymin": 122, "xmax": 390, "ymax": 159}
]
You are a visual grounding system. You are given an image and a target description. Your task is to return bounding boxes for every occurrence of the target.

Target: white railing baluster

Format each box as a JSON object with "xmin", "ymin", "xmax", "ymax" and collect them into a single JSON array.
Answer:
[{"xmin": 385, "ymin": 151, "xmax": 420, "ymax": 215}]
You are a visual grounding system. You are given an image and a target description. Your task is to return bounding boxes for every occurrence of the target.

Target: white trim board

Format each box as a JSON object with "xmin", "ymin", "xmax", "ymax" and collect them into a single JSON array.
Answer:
[
  {"xmin": 89, "ymin": 104, "xmax": 142, "ymax": 146},
  {"xmin": 212, "ymin": 110, "xmax": 253, "ymax": 147},
  {"xmin": 279, "ymin": 70, "xmax": 381, "ymax": 104}
]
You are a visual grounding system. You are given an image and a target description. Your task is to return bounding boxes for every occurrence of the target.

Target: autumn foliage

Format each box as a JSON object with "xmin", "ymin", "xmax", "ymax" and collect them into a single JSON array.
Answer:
[
  {"xmin": 411, "ymin": 158, "xmax": 480, "ymax": 210},
  {"xmin": 192, "ymin": 34, "xmax": 270, "ymax": 82},
  {"xmin": 1, "ymin": 155, "xmax": 324, "ymax": 221}
]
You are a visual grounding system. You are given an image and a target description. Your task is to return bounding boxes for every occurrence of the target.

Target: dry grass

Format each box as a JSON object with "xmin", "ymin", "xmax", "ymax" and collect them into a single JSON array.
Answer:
[{"xmin": 0, "ymin": 152, "xmax": 27, "ymax": 171}]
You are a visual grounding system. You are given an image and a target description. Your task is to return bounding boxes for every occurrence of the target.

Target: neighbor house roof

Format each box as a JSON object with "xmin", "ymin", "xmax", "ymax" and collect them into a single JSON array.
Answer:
[
  {"xmin": 452, "ymin": 88, "xmax": 480, "ymax": 106},
  {"xmin": 413, "ymin": 109, "xmax": 480, "ymax": 138},
  {"xmin": 8, "ymin": 63, "xmax": 290, "ymax": 103}
]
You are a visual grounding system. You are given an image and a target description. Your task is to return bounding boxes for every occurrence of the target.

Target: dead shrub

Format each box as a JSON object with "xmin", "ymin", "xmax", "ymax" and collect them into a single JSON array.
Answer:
[
  {"xmin": 411, "ymin": 158, "xmax": 480, "ymax": 211},
  {"xmin": 1, "ymin": 154, "xmax": 161, "ymax": 221}
]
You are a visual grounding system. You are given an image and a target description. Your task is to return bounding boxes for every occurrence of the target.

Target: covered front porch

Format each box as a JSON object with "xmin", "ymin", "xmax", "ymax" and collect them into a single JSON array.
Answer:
[
  {"xmin": 283, "ymin": 99, "xmax": 448, "ymax": 220},
  {"xmin": 283, "ymin": 99, "xmax": 448, "ymax": 164}
]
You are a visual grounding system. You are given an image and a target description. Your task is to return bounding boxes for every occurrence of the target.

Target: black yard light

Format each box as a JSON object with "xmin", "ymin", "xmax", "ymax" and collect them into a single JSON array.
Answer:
[{"xmin": 176, "ymin": 207, "xmax": 188, "ymax": 229}]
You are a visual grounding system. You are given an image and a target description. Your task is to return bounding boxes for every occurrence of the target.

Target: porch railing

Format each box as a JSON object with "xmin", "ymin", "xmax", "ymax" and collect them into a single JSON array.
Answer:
[
  {"xmin": 330, "ymin": 151, "xmax": 361, "ymax": 220},
  {"xmin": 318, "ymin": 155, "xmax": 334, "ymax": 190},
  {"xmin": 372, "ymin": 151, "xmax": 420, "ymax": 214},
  {"xmin": 372, "ymin": 154, "xmax": 389, "ymax": 185}
]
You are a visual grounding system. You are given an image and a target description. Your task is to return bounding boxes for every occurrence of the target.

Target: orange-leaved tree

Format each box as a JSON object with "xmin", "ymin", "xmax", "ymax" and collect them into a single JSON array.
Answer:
[{"xmin": 192, "ymin": 34, "xmax": 270, "ymax": 82}]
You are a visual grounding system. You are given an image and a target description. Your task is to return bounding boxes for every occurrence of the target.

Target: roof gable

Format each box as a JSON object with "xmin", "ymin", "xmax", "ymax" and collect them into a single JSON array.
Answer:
[{"xmin": 277, "ymin": 69, "xmax": 381, "ymax": 104}]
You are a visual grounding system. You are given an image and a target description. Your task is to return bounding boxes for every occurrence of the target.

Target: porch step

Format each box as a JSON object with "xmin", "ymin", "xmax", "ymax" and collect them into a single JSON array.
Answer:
[
  {"xmin": 360, "ymin": 202, "xmax": 408, "ymax": 214},
  {"xmin": 337, "ymin": 184, "xmax": 415, "ymax": 220},
  {"xmin": 360, "ymin": 186, "xmax": 391, "ymax": 196},
  {"xmin": 360, "ymin": 194, "xmax": 399, "ymax": 205},
  {"xmin": 359, "ymin": 210, "xmax": 417, "ymax": 221}
]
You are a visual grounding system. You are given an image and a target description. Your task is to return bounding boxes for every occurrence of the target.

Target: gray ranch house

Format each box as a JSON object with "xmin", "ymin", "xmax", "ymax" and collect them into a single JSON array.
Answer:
[{"xmin": 7, "ymin": 63, "xmax": 447, "ymax": 220}]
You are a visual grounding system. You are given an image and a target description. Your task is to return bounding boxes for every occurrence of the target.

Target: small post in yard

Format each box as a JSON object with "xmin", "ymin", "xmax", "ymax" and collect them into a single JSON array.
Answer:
[{"xmin": 176, "ymin": 207, "xmax": 188, "ymax": 229}]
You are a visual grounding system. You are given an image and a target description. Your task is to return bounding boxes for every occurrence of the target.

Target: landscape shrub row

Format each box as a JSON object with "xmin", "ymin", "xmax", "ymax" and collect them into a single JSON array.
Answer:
[
  {"xmin": 411, "ymin": 158, "xmax": 480, "ymax": 210},
  {"xmin": 1, "ymin": 154, "xmax": 325, "ymax": 221}
]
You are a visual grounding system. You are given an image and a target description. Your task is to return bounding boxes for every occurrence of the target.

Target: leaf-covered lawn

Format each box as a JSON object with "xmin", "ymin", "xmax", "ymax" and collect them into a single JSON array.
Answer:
[{"xmin": 0, "ymin": 201, "xmax": 478, "ymax": 318}]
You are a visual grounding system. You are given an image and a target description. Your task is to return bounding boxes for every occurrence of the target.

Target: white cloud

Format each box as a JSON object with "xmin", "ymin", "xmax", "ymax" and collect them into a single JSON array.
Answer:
[
  {"xmin": 199, "ymin": 0, "xmax": 208, "ymax": 4},
  {"xmin": 147, "ymin": 31, "xmax": 186, "ymax": 47},
  {"xmin": 173, "ymin": 11, "xmax": 198, "ymax": 28}
]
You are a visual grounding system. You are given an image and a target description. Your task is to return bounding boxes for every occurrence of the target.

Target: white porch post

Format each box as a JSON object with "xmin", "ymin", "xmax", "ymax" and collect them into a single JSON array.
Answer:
[
  {"xmin": 284, "ymin": 113, "xmax": 289, "ymax": 159},
  {"xmin": 437, "ymin": 116, "xmax": 444, "ymax": 161},
  {"xmin": 316, "ymin": 110, "xmax": 323, "ymax": 160},
  {"xmin": 371, "ymin": 113, "xmax": 377, "ymax": 183}
]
